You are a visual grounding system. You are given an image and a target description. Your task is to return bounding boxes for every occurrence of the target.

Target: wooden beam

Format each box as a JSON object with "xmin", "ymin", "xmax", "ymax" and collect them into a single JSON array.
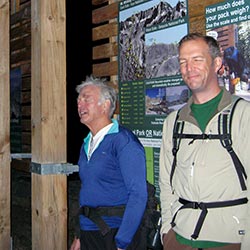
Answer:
[
  {"xmin": 92, "ymin": 2, "xmax": 118, "ymax": 24},
  {"xmin": 11, "ymin": 34, "xmax": 31, "ymax": 51},
  {"xmin": 11, "ymin": 62, "xmax": 31, "ymax": 75},
  {"xmin": 10, "ymin": 3, "xmax": 30, "ymax": 25},
  {"xmin": 188, "ymin": 0, "xmax": 224, "ymax": 33},
  {"xmin": 0, "ymin": 0, "xmax": 11, "ymax": 248},
  {"xmin": 93, "ymin": 43, "xmax": 118, "ymax": 60},
  {"xmin": 31, "ymin": 0, "xmax": 66, "ymax": 165},
  {"xmin": 93, "ymin": 60, "xmax": 118, "ymax": 77},
  {"xmin": 11, "ymin": 21, "xmax": 31, "ymax": 39},
  {"xmin": 31, "ymin": 0, "xmax": 67, "ymax": 249},
  {"xmin": 92, "ymin": 0, "xmax": 109, "ymax": 5},
  {"xmin": 189, "ymin": 0, "xmax": 224, "ymax": 17},
  {"xmin": 92, "ymin": 22, "xmax": 118, "ymax": 41},
  {"xmin": 11, "ymin": 46, "xmax": 31, "ymax": 64},
  {"xmin": 32, "ymin": 174, "xmax": 67, "ymax": 249}
]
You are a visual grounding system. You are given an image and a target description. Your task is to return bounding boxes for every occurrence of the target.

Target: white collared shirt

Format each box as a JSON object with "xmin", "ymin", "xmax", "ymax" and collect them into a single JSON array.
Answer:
[{"xmin": 88, "ymin": 122, "xmax": 113, "ymax": 159}]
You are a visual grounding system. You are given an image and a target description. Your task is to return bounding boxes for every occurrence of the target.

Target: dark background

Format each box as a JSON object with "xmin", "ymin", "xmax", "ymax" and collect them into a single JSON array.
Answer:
[{"xmin": 66, "ymin": 1, "xmax": 92, "ymax": 165}]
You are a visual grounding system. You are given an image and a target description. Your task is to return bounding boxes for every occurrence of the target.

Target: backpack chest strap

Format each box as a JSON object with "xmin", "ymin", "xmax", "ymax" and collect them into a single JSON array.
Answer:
[{"xmin": 171, "ymin": 99, "xmax": 247, "ymax": 191}]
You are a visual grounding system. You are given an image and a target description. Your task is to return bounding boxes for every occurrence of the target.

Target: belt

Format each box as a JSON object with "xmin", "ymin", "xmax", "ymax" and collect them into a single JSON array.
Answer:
[
  {"xmin": 79, "ymin": 205, "xmax": 125, "ymax": 236},
  {"xmin": 171, "ymin": 197, "xmax": 248, "ymax": 239}
]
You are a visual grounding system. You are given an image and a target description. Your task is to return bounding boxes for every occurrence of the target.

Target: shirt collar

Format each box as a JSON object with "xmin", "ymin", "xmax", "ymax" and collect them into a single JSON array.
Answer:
[{"xmin": 83, "ymin": 118, "xmax": 119, "ymax": 151}]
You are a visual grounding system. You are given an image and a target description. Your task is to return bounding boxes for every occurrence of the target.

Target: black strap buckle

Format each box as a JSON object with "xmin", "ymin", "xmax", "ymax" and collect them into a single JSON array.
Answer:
[{"xmin": 83, "ymin": 206, "xmax": 90, "ymax": 217}]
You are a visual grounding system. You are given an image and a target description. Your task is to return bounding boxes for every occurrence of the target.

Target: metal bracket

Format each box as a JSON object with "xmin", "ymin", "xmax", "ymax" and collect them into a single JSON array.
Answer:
[
  {"xmin": 30, "ymin": 162, "xmax": 79, "ymax": 175},
  {"xmin": 11, "ymin": 153, "xmax": 32, "ymax": 159}
]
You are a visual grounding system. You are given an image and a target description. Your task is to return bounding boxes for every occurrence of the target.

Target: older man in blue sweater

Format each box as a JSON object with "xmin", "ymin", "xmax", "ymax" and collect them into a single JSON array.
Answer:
[{"xmin": 70, "ymin": 75, "xmax": 148, "ymax": 250}]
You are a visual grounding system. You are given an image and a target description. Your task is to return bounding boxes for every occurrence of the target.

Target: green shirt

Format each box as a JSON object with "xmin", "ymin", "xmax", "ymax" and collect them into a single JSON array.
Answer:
[
  {"xmin": 191, "ymin": 90, "xmax": 223, "ymax": 132},
  {"xmin": 176, "ymin": 233, "xmax": 228, "ymax": 248},
  {"xmin": 176, "ymin": 90, "xmax": 228, "ymax": 248}
]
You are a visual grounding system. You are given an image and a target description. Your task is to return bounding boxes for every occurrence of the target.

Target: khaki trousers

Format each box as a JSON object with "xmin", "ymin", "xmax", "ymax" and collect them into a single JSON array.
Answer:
[{"xmin": 163, "ymin": 229, "xmax": 241, "ymax": 250}]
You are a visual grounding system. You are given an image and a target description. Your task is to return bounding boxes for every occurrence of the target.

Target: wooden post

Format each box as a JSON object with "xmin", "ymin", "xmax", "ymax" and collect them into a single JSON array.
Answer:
[
  {"xmin": 0, "ymin": 0, "xmax": 11, "ymax": 249},
  {"xmin": 31, "ymin": 0, "xmax": 67, "ymax": 249}
]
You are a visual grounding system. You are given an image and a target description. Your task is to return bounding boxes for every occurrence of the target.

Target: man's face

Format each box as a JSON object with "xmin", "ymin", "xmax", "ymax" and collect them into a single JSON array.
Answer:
[
  {"xmin": 77, "ymin": 85, "xmax": 105, "ymax": 127},
  {"xmin": 179, "ymin": 38, "xmax": 220, "ymax": 94}
]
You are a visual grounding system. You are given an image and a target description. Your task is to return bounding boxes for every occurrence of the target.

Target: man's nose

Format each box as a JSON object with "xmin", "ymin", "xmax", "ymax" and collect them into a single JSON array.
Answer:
[
  {"xmin": 186, "ymin": 61, "xmax": 193, "ymax": 71},
  {"xmin": 77, "ymin": 99, "xmax": 84, "ymax": 108}
]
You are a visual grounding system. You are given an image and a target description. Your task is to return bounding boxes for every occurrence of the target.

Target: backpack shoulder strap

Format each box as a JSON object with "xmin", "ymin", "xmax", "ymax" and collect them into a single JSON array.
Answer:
[
  {"xmin": 218, "ymin": 97, "xmax": 247, "ymax": 191},
  {"xmin": 170, "ymin": 110, "xmax": 184, "ymax": 190}
]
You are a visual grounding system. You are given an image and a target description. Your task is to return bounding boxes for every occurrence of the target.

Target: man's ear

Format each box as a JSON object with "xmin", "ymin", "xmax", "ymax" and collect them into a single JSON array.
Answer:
[
  {"xmin": 214, "ymin": 57, "xmax": 223, "ymax": 73},
  {"xmin": 103, "ymin": 99, "xmax": 111, "ymax": 112}
]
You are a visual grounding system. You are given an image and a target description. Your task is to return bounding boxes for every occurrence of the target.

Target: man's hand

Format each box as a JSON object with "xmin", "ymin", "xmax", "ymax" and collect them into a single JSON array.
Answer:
[{"xmin": 70, "ymin": 237, "xmax": 80, "ymax": 250}]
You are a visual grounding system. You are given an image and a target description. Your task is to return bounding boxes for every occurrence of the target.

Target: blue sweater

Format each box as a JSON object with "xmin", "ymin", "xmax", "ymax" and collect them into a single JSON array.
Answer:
[{"xmin": 78, "ymin": 120, "xmax": 148, "ymax": 249}]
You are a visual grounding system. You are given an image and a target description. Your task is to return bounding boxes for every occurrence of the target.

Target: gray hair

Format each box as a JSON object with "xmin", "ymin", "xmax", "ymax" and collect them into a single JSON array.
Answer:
[
  {"xmin": 178, "ymin": 32, "xmax": 222, "ymax": 60},
  {"xmin": 76, "ymin": 75, "xmax": 117, "ymax": 118}
]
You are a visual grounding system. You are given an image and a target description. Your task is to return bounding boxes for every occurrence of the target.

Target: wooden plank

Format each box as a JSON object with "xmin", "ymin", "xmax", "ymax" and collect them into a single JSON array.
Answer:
[
  {"xmin": 0, "ymin": 0, "xmax": 11, "ymax": 248},
  {"xmin": 92, "ymin": 22, "xmax": 118, "ymax": 41},
  {"xmin": 93, "ymin": 60, "xmax": 118, "ymax": 77},
  {"xmin": 20, "ymin": 0, "xmax": 30, "ymax": 4},
  {"xmin": 189, "ymin": 16, "xmax": 205, "ymax": 34},
  {"xmin": 11, "ymin": 22, "xmax": 31, "ymax": 40},
  {"xmin": 21, "ymin": 62, "xmax": 31, "ymax": 75},
  {"xmin": 11, "ymin": 47, "xmax": 31, "ymax": 65},
  {"xmin": 11, "ymin": 63, "xmax": 31, "ymax": 76},
  {"xmin": 31, "ymin": 0, "xmax": 67, "ymax": 248},
  {"xmin": 107, "ymin": 80, "xmax": 118, "ymax": 90},
  {"xmin": 92, "ymin": 0, "xmax": 108, "ymax": 5},
  {"xmin": 11, "ymin": 4, "xmax": 31, "ymax": 25},
  {"xmin": 93, "ymin": 43, "xmax": 118, "ymax": 59},
  {"xmin": 19, "ymin": 0, "xmax": 31, "ymax": 11},
  {"xmin": 189, "ymin": 2, "xmax": 205, "ymax": 18},
  {"xmin": 189, "ymin": 0, "xmax": 224, "ymax": 18},
  {"xmin": 11, "ymin": 35, "xmax": 31, "ymax": 51},
  {"xmin": 92, "ymin": 2, "xmax": 118, "ymax": 24},
  {"xmin": 188, "ymin": 0, "xmax": 224, "ymax": 33}
]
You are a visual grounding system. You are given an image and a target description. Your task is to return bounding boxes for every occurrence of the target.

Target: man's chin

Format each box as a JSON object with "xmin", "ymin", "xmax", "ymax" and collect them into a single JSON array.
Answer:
[{"xmin": 80, "ymin": 117, "xmax": 87, "ymax": 124}]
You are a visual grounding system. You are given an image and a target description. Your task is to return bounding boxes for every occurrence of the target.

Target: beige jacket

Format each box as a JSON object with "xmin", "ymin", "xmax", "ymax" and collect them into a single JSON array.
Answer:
[{"xmin": 159, "ymin": 89, "xmax": 250, "ymax": 249}]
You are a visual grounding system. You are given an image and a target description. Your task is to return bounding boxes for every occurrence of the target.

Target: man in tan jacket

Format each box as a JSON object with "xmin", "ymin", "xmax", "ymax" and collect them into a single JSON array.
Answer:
[{"xmin": 159, "ymin": 33, "xmax": 250, "ymax": 250}]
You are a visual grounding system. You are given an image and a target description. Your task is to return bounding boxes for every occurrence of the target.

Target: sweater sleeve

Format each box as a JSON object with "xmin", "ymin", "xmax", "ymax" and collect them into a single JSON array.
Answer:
[{"xmin": 114, "ymin": 134, "xmax": 148, "ymax": 249}]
